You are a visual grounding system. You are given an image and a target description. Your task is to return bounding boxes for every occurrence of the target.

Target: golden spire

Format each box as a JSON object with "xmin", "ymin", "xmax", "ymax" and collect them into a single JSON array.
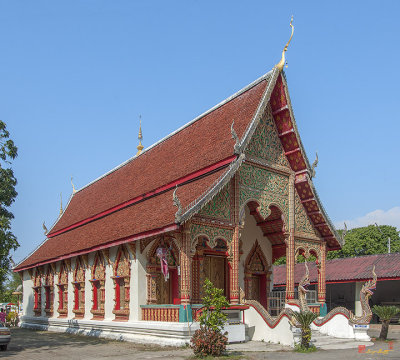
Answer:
[
  {"xmin": 59, "ymin": 192, "xmax": 63, "ymax": 216},
  {"xmin": 276, "ymin": 16, "xmax": 294, "ymax": 72},
  {"xmin": 71, "ymin": 176, "xmax": 77, "ymax": 194},
  {"xmin": 136, "ymin": 115, "xmax": 144, "ymax": 156}
]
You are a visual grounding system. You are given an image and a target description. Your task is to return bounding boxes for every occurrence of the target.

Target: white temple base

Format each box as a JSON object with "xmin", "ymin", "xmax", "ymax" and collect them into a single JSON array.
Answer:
[{"xmin": 21, "ymin": 316, "xmax": 199, "ymax": 346}]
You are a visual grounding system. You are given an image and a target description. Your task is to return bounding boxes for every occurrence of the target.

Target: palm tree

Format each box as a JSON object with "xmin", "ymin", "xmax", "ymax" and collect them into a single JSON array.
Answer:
[
  {"xmin": 372, "ymin": 305, "xmax": 400, "ymax": 340},
  {"xmin": 292, "ymin": 311, "xmax": 318, "ymax": 348}
]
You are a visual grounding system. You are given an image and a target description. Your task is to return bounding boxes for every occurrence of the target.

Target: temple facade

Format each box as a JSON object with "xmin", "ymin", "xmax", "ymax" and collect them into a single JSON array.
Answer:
[{"xmin": 15, "ymin": 66, "xmax": 345, "ymax": 345}]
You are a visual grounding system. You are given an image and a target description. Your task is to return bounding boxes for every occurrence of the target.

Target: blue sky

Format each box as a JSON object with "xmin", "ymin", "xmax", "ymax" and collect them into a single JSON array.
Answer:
[{"xmin": 2, "ymin": 1, "xmax": 399, "ymax": 264}]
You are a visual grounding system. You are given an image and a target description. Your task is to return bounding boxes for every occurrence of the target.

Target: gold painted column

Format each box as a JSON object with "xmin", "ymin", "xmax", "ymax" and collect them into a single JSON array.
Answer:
[
  {"xmin": 229, "ymin": 175, "xmax": 240, "ymax": 304},
  {"xmin": 146, "ymin": 269, "xmax": 158, "ymax": 304},
  {"xmin": 229, "ymin": 225, "xmax": 240, "ymax": 304},
  {"xmin": 285, "ymin": 173, "xmax": 295, "ymax": 302},
  {"xmin": 318, "ymin": 241, "xmax": 327, "ymax": 303},
  {"xmin": 180, "ymin": 225, "xmax": 192, "ymax": 305}
]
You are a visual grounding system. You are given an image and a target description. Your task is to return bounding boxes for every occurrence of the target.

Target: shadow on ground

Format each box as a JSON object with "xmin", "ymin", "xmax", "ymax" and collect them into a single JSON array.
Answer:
[{"xmin": 5, "ymin": 327, "xmax": 180, "ymax": 357}]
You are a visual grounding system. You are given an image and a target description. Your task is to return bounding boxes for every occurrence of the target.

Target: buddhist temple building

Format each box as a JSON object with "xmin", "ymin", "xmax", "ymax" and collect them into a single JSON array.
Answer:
[{"xmin": 15, "ymin": 32, "xmax": 363, "ymax": 344}]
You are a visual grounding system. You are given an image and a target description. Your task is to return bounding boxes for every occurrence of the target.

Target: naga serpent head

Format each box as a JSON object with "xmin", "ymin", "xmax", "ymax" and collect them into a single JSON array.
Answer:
[
  {"xmin": 362, "ymin": 265, "xmax": 377, "ymax": 298},
  {"xmin": 299, "ymin": 261, "xmax": 310, "ymax": 292}
]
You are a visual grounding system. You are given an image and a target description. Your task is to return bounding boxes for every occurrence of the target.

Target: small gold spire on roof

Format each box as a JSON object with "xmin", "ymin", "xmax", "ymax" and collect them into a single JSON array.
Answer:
[
  {"xmin": 136, "ymin": 115, "xmax": 144, "ymax": 156},
  {"xmin": 71, "ymin": 176, "xmax": 77, "ymax": 193},
  {"xmin": 59, "ymin": 192, "xmax": 63, "ymax": 216},
  {"xmin": 276, "ymin": 16, "xmax": 294, "ymax": 72}
]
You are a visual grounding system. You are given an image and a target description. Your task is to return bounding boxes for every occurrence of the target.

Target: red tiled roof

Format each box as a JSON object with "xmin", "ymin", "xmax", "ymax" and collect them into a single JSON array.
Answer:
[
  {"xmin": 272, "ymin": 253, "xmax": 400, "ymax": 286},
  {"xmin": 50, "ymin": 80, "xmax": 268, "ymax": 235},
  {"xmin": 16, "ymin": 167, "xmax": 227, "ymax": 270},
  {"xmin": 15, "ymin": 78, "xmax": 270, "ymax": 271}
]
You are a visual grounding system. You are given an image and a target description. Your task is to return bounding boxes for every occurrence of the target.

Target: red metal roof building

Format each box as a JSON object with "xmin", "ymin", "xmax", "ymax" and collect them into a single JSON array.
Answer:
[
  {"xmin": 273, "ymin": 253, "xmax": 400, "ymax": 318},
  {"xmin": 273, "ymin": 253, "xmax": 400, "ymax": 286}
]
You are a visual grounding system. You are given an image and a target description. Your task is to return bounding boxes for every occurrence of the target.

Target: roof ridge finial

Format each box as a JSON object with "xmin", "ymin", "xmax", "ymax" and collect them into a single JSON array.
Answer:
[
  {"xmin": 71, "ymin": 176, "xmax": 77, "ymax": 194},
  {"xmin": 59, "ymin": 192, "xmax": 63, "ymax": 216},
  {"xmin": 136, "ymin": 115, "xmax": 144, "ymax": 156},
  {"xmin": 276, "ymin": 16, "xmax": 294, "ymax": 72}
]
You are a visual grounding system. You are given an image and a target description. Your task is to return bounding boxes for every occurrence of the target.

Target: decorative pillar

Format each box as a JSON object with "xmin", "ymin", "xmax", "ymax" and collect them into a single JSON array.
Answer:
[
  {"xmin": 146, "ymin": 267, "xmax": 158, "ymax": 304},
  {"xmin": 318, "ymin": 241, "xmax": 326, "ymax": 303},
  {"xmin": 286, "ymin": 173, "xmax": 295, "ymax": 301},
  {"xmin": 179, "ymin": 225, "xmax": 192, "ymax": 305},
  {"xmin": 229, "ymin": 174, "xmax": 240, "ymax": 304},
  {"xmin": 229, "ymin": 226, "xmax": 240, "ymax": 304},
  {"xmin": 192, "ymin": 247, "xmax": 204, "ymax": 303}
]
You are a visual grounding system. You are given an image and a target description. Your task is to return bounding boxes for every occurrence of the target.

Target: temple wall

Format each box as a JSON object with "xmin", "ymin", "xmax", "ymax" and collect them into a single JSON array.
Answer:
[
  {"xmin": 22, "ymin": 270, "xmax": 34, "ymax": 317},
  {"xmin": 104, "ymin": 249, "xmax": 114, "ymax": 320},
  {"xmin": 131, "ymin": 248, "xmax": 147, "ymax": 321},
  {"xmin": 67, "ymin": 261, "xmax": 74, "ymax": 318}
]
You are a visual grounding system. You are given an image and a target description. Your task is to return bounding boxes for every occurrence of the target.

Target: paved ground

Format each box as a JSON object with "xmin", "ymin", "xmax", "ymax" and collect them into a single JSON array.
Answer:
[{"xmin": 2, "ymin": 326, "xmax": 400, "ymax": 359}]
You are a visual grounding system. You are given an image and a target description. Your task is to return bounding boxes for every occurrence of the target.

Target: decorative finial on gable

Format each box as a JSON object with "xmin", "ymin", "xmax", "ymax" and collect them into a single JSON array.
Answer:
[
  {"xmin": 339, "ymin": 222, "xmax": 347, "ymax": 243},
  {"xmin": 231, "ymin": 120, "xmax": 241, "ymax": 154},
  {"xmin": 276, "ymin": 16, "xmax": 294, "ymax": 72},
  {"xmin": 59, "ymin": 192, "xmax": 63, "ymax": 216},
  {"xmin": 42, "ymin": 221, "xmax": 48, "ymax": 235},
  {"xmin": 310, "ymin": 152, "xmax": 318, "ymax": 178},
  {"xmin": 173, "ymin": 185, "xmax": 183, "ymax": 223},
  {"xmin": 71, "ymin": 176, "xmax": 77, "ymax": 194},
  {"xmin": 136, "ymin": 115, "xmax": 144, "ymax": 156}
]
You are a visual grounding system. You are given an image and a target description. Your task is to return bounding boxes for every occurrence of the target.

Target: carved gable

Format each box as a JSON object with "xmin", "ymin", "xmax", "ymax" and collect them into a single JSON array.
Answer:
[
  {"xmin": 294, "ymin": 192, "xmax": 320, "ymax": 238},
  {"xmin": 245, "ymin": 104, "xmax": 289, "ymax": 167},
  {"xmin": 239, "ymin": 163, "xmax": 289, "ymax": 221},
  {"xmin": 198, "ymin": 184, "xmax": 231, "ymax": 221}
]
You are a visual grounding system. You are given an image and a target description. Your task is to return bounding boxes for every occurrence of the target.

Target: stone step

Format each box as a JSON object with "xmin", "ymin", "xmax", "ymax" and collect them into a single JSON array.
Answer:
[{"xmin": 309, "ymin": 330, "xmax": 374, "ymax": 350}]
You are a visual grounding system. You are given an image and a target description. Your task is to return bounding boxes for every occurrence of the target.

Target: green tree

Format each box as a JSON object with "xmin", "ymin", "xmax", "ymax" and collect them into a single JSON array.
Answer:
[
  {"xmin": 293, "ymin": 311, "xmax": 318, "ymax": 350},
  {"xmin": 190, "ymin": 279, "xmax": 230, "ymax": 357},
  {"xmin": 0, "ymin": 271, "xmax": 22, "ymax": 303},
  {"xmin": 0, "ymin": 121, "xmax": 19, "ymax": 291},
  {"xmin": 198, "ymin": 278, "xmax": 230, "ymax": 332},
  {"xmin": 372, "ymin": 305, "xmax": 400, "ymax": 340},
  {"xmin": 327, "ymin": 225, "xmax": 400, "ymax": 259}
]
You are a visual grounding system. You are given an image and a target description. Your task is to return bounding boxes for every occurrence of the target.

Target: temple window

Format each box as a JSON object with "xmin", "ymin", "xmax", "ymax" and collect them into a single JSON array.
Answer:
[
  {"xmin": 90, "ymin": 252, "xmax": 106, "ymax": 319},
  {"xmin": 44, "ymin": 266, "xmax": 54, "ymax": 316},
  {"xmin": 57, "ymin": 261, "xmax": 69, "ymax": 317},
  {"xmin": 72, "ymin": 257, "xmax": 85, "ymax": 318},
  {"xmin": 112, "ymin": 246, "xmax": 130, "ymax": 320}
]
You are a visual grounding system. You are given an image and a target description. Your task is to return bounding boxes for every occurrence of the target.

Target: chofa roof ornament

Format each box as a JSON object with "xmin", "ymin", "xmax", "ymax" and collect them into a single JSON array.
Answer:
[
  {"xmin": 276, "ymin": 16, "xmax": 294, "ymax": 72},
  {"xmin": 173, "ymin": 185, "xmax": 183, "ymax": 222},
  {"xmin": 230, "ymin": 120, "xmax": 241, "ymax": 154}
]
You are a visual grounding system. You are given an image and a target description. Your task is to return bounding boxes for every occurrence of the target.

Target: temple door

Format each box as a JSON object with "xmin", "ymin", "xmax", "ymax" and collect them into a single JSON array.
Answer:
[
  {"xmin": 204, "ymin": 256, "xmax": 226, "ymax": 295},
  {"xmin": 158, "ymin": 274, "xmax": 171, "ymax": 304},
  {"xmin": 251, "ymin": 276, "xmax": 260, "ymax": 301}
]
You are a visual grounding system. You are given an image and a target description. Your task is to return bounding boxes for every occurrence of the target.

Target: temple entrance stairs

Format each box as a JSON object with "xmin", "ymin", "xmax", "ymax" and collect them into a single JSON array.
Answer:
[{"xmin": 311, "ymin": 330, "xmax": 374, "ymax": 350}]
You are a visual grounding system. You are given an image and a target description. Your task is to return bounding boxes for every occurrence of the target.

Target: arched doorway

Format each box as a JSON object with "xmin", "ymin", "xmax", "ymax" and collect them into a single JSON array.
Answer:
[
  {"xmin": 244, "ymin": 240, "xmax": 270, "ymax": 309},
  {"xmin": 240, "ymin": 201, "xmax": 285, "ymax": 310},
  {"xmin": 192, "ymin": 237, "xmax": 229, "ymax": 303},
  {"xmin": 146, "ymin": 238, "xmax": 179, "ymax": 304}
]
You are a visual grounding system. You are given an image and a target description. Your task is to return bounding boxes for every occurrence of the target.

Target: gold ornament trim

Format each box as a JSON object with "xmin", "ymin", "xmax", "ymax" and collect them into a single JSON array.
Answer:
[{"xmin": 276, "ymin": 16, "xmax": 294, "ymax": 72}]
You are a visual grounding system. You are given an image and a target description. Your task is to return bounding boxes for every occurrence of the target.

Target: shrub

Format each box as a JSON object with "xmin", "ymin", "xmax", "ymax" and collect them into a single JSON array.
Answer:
[
  {"xmin": 191, "ymin": 279, "xmax": 230, "ymax": 357},
  {"xmin": 6, "ymin": 311, "xmax": 18, "ymax": 327},
  {"xmin": 198, "ymin": 278, "xmax": 230, "ymax": 332},
  {"xmin": 372, "ymin": 305, "xmax": 400, "ymax": 340},
  {"xmin": 191, "ymin": 326, "xmax": 228, "ymax": 357},
  {"xmin": 292, "ymin": 311, "xmax": 318, "ymax": 349},
  {"xmin": 294, "ymin": 343, "xmax": 317, "ymax": 353}
]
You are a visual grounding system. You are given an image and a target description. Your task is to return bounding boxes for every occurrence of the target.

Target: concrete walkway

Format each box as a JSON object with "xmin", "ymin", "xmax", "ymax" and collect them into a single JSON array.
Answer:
[{"xmin": 4, "ymin": 326, "xmax": 400, "ymax": 359}]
